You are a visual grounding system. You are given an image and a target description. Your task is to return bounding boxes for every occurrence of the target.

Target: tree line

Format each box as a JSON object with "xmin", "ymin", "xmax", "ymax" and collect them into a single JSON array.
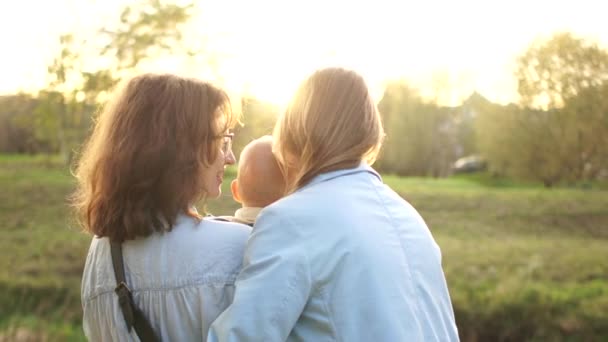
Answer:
[
  {"xmin": 368, "ymin": 32, "xmax": 608, "ymax": 186},
  {"xmin": 1, "ymin": 0, "xmax": 606, "ymax": 187}
]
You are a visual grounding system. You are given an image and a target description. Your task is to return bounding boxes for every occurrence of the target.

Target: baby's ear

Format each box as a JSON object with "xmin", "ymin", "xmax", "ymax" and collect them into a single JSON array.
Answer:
[{"xmin": 231, "ymin": 179, "xmax": 242, "ymax": 203}]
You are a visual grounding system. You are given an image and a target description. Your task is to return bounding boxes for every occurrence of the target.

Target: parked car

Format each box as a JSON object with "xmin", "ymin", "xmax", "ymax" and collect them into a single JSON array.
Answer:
[{"xmin": 452, "ymin": 155, "xmax": 487, "ymax": 173}]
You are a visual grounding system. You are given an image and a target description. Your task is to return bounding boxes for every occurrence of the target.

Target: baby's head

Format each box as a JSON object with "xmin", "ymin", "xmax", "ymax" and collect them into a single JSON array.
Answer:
[{"xmin": 231, "ymin": 136, "xmax": 285, "ymax": 208}]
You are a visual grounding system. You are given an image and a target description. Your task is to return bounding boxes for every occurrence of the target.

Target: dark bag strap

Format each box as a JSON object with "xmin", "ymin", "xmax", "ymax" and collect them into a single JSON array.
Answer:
[{"xmin": 110, "ymin": 241, "xmax": 160, "ymax": 342}]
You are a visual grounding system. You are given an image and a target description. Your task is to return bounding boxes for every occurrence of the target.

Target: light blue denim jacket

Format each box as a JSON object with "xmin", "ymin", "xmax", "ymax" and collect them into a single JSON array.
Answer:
[
  {"xmin": 81, "ymin": 215, "xmax": 251, "ymax": 341},
  {"xmin": 209, "ymin": 164, "xmax": 459, "ymax": 342}
]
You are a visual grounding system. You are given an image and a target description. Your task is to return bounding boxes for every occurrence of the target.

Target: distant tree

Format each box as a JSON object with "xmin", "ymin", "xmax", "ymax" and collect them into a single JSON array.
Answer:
[
  {"xmin": 560, "ymin": 83, "xmax": 608, "ymax": 180},
  {"xmin": 454, "ymin": 92, "xmax": 492, "ymax": 157},
  {"xmin": 376, "ymin": 82, "xmax": 457, "ymax": 177},
  {"xmin": 36, "ymin": 35, "xmax": 85, "ymax": 161},
  {"xmin": 516, "ymin": 32, "xmax": 608, "ymax": 109},
  {"xmin": 36, "ymin": 0, "xmax": 195, "ymax": 162},
  {"xmin": 98, "ymin": 0, "xmax": 195, "ymax": 83},
  {"xmin": 0, "ymin": 94, "xmax": 46, "ymax": 153},
  {"xmin": 474, "ymin": 100, "xmax": 511, "ymax": 177},
  {"xmin": 477, "ymin": 33, "xmax": 608, "ymax": 186},
  {"xmin": 476, "ymin": 103, "xmax": 570, "ymax": 186}
]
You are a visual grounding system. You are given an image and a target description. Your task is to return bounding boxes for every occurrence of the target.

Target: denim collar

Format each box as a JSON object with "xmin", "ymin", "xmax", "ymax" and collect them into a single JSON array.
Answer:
[{"xmin": 298, "ymin": 162, "xmax": 382, "ymax": 192}]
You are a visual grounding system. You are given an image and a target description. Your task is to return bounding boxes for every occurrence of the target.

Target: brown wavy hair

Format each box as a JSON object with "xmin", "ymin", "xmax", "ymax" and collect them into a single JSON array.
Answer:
[
  {"xmin": 273, "ymin": 68, "xmax": 384, "ymax": 194},
  {"xmin": 72, "ymin": 74, "xmax": 236, "ymax": 242}
]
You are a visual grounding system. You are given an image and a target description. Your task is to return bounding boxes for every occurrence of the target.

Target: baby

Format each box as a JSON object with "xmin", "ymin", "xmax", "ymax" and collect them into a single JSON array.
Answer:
[{"xmin": 220, "ymin": 135, "xmax": 285, "ymax": 226}]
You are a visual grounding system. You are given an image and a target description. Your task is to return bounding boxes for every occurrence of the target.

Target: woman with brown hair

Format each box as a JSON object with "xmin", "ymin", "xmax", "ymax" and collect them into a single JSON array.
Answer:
[
  {"xmin": 75, "ymin": 73, "xmax": 251, "ymax": 341},
  {"xmin": 209, "ymin": 68, "xmax": 459, "ymax": 341}
]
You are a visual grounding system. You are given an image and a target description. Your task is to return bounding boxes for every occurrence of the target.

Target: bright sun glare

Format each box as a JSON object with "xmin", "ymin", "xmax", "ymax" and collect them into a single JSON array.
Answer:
[{"xmin": 0, "ymin": 0, "xmax": 607, "ymax": 107}]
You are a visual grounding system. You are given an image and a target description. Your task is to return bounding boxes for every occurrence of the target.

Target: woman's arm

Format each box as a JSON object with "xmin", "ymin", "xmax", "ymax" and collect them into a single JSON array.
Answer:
[{"xmin": 208, "ymin": 207, "xmax": 312, "ymax": 342}]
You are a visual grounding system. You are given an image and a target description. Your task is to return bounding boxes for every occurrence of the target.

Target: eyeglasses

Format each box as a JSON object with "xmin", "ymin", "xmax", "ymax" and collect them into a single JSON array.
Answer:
[{"xmin": 219, "ymin": 133, "xmax": 234, "ymax": 154}]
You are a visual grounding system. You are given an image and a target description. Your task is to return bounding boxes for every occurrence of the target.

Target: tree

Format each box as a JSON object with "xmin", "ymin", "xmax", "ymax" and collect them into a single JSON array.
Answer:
[
  {"xmin": 476, "ymin": 104, "xmax": 569, "ymax": 186},
  {"xmin": 36, "ymin": 0, "xmax": 195, "ymax": 162},
  {"xmin": 37, "ymin": 34, "xmax": 86, "ymax": 162},
  {"xmin": 560, "ymin": 83, "xmax": 608, "ymax": 180},
  {"xmin": 376, "ymin": 82, "xmax": 458, "ymax": 177},
  {"xmin": 0, "ymin": 94, "xmax": 50, "ymax": 153},
  {"xmin": 517, "ymin": 33, "xmax": 608, "ymax": 109},
  {"xmin": 99, "ymin": 0, "xmax": 194, "ymax": 81},
  {"xmin": 454, "ymin": 92, "xmax": 491, "ymax": 157},
  {"xmin": 476, "ymin": 33, "xmax": 608, "ymax": 186}
]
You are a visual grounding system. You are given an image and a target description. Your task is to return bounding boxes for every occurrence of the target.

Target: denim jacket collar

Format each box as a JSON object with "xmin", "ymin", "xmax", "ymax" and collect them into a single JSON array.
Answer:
[{"xmin": 299, "ymin": 162, "xmax": 382, "ymax": 192}]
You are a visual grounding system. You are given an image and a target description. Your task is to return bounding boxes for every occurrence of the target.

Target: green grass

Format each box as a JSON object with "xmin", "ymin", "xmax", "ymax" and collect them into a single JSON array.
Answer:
[{"xmin": 1, "ymin": 155, "xmax": 607, "ymax": 341}]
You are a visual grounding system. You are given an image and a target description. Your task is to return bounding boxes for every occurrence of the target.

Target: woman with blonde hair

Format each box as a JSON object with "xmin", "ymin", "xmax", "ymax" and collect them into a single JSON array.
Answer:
[
  {"xmin": 209, "ymin": 68, "xmax": 459, "ymax": 341},
  {"xmin": 75, "ymin": 74, "xmax": 251, "ymax": 341}
]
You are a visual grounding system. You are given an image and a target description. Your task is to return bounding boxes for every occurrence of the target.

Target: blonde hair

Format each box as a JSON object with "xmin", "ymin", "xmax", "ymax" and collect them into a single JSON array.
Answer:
[
  {"xmin": 72, "ymin": 73, "xmax": 237, "ymax": 242},
  {"xmin": 273, "ymin": 68, "xmax": 384, "ymax": 194}
]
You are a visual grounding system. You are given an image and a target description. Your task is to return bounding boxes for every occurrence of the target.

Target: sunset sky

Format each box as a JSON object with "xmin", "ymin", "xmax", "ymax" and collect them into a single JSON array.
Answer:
[{"xmin": 1, "ymin": 0, "xmax": 606, "ymax": 106}]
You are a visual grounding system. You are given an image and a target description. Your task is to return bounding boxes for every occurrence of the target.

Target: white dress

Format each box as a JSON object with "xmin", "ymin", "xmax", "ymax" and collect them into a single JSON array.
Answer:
[{"xmin": 81, "ymin": 214, "xmax": 251, "ymax": 341}]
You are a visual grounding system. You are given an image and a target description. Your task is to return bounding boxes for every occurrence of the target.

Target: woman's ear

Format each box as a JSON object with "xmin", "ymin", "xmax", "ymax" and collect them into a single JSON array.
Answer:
[{"xmin": 231, "ymin": 179, "xmax": 242, "ymax": 203}]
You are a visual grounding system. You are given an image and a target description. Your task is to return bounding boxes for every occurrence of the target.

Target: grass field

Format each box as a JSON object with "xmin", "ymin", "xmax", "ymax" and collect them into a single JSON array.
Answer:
[{"xmin": 1, "ymin": 154, "xmax": 607, "ymax": 341}]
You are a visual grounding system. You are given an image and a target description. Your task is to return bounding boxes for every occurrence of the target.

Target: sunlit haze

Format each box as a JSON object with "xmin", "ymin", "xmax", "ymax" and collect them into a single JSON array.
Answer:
[{"xmin": 1, "ymin": 0, "xmax": 607, "ymax": 106}]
